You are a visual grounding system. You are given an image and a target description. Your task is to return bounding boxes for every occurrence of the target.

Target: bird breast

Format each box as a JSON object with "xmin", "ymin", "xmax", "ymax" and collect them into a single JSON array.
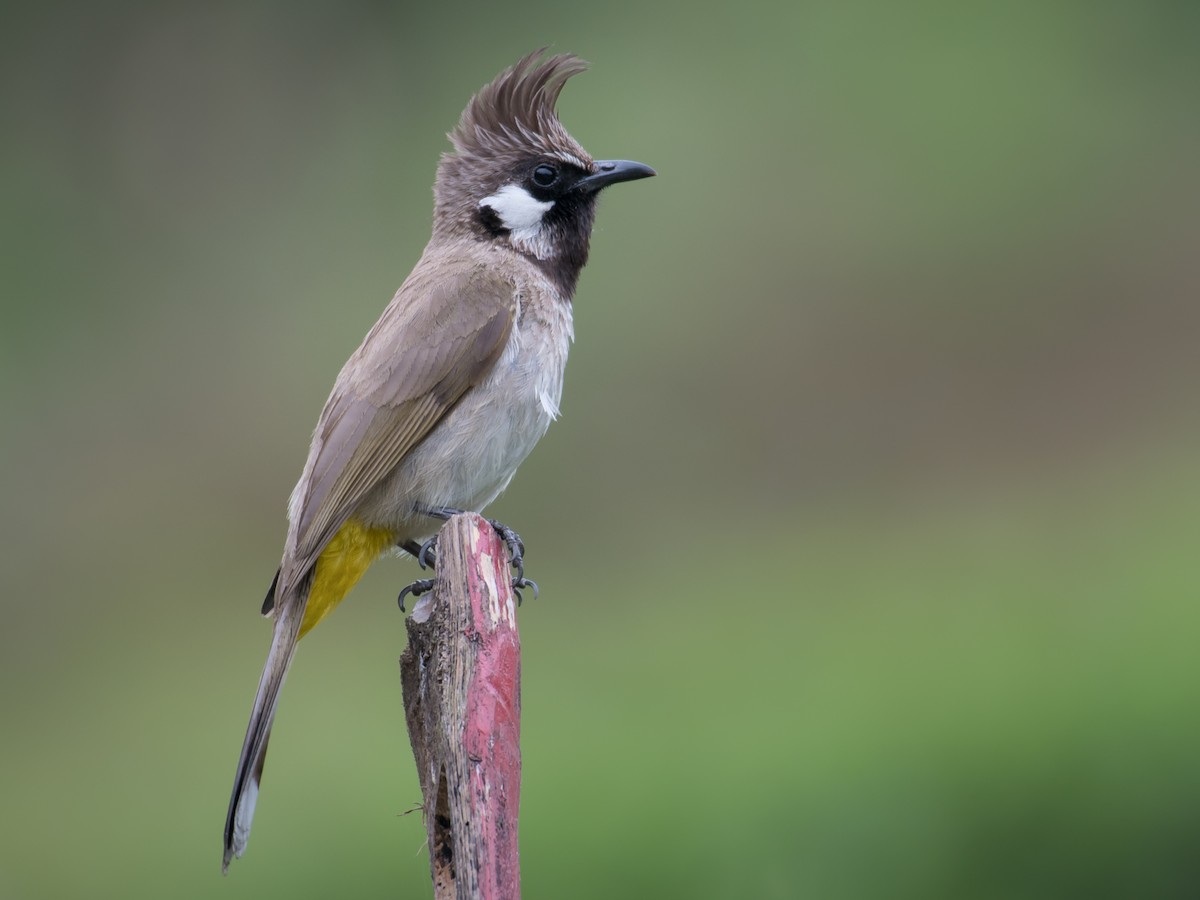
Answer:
[{"xmin": 359, "ymin": 286, "xmax": 574, "ymax": 533}]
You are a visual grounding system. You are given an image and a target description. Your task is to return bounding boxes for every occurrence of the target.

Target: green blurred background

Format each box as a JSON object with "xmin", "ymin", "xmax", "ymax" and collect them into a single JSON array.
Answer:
[{"xmin": 3, "ymin": 1, "xmax": 1199, "ymax": 898}]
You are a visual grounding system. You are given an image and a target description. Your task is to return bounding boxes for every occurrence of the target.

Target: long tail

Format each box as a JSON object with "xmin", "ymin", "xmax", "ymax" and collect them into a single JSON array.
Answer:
[
  {"xmin": 222, "ymin": 593, "xmax": 304, "ymax": 872},
  {"xmin": 223, "ymin": 523, "xmax": 394, "ymax": 870}
]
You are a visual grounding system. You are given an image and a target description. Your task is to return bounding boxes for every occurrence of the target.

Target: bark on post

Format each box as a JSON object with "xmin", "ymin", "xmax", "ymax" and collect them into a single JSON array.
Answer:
[{"xmin": 400, "ymin": 513, "xmax": 522, "ymax": 900}]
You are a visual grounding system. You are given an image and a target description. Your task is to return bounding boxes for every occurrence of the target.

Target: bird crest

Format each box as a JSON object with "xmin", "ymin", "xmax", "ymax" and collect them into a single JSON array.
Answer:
[{"xmin": 449, "ymin": 50, "xmax": 590, "ymax": 163}]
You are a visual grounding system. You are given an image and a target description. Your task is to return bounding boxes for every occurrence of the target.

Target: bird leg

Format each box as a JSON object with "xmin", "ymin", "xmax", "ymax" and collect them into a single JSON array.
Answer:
[
  {"xmin": 400, "ymin": 538, "xmax": 438, "ymax": 570},
  {"xmin": 397, "ymin": 540, "xmax": 436, "ymax": 612}
]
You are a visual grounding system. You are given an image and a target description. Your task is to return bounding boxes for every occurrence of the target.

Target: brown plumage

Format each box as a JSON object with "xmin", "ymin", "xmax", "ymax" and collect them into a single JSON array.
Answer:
[{"xmin": 223, "ymin": 50, "xmax": 653, "ymax": 871}]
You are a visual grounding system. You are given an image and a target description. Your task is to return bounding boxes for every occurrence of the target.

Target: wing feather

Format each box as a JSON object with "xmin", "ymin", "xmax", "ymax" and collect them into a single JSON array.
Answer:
[{"xmin": 276, "ymin": 261, "xmax": 516, "ymax": 599}]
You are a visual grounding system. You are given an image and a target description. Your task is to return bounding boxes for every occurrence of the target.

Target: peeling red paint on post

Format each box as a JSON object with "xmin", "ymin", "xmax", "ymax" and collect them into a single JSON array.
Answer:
[
  {"xmin": 463, "ymin": 519, "xmax": 522, "ymax": 900},
  {"xmin": 400, "ymin": 514, "xmax": 523, "ymax": 900}
]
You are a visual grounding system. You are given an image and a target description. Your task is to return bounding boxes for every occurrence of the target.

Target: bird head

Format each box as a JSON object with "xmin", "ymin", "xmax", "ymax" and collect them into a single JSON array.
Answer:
[{"xmin": 433, "ymin": 51, "xmax": 655, "ymax": 292}]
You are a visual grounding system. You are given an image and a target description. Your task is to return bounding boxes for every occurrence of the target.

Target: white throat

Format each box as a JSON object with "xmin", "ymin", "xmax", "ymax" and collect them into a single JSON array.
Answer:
[{"xmin": 480, "ymin": 185, "xmax": 555, "ymax": 257}]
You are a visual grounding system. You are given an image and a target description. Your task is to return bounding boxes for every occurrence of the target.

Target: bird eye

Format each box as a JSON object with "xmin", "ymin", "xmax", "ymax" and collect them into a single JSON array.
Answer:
[{"xmin": 532, "ymin": 164, "xmax": 559, "ymax": 187}]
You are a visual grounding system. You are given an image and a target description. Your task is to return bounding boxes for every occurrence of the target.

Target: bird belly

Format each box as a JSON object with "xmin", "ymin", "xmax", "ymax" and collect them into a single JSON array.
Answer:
[{"xmin": 357, "ymin": 295, "xmax": 572, "ymax": 537}]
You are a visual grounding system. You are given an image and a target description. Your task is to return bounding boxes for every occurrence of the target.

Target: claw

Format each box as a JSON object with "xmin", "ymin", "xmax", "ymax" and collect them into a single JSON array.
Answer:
[
  {"xmin": 485, "ymin": 517, "xmax": 528, "ymax": 581},
  {"xmin": 398, "ymin": 578, "xmax": 435, "ymax": 612},
  {"xmin": 512, "ymin": 577, "xmax": 538, "ymax": 605}
]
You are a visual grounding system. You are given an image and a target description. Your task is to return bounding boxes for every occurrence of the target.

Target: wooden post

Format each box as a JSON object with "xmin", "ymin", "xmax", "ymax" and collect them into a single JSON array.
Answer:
[{"xmin": 400, "ymin": 513, "xmax": 522, "ymax": 900}]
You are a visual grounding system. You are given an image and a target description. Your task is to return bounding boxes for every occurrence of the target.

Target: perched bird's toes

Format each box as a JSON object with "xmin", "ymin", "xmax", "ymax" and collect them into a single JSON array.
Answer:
[
  {"xmin": 398, "ymin": 578, "xmax": 436, "ymax": 612},
  {"xmin": 483, "ymin": 518, "xmax": 536, "ymax": 599},
  {"xmin": 512, "ymin": 577, "xmax": 538, "ymax": 605},
  {"xmin": 485, "ymin": 517, "xmax": 526, "ymax": 572}
]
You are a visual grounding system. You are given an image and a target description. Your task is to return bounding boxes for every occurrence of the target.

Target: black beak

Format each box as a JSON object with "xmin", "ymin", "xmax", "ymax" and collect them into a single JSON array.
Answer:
[{"xmin": 576, "ymin": 159, "xmax": 657, "ymax": 194}]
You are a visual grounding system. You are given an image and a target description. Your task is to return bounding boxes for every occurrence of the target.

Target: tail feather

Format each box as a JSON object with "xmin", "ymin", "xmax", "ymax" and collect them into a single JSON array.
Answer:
[
  {"xmin": 225, "ymin": 525, "xmax": 383, "ymax": 871},
  {"xmin": 260, "ymin": 568, "xmax": 281, "ymax": 616},
  {"xmin": 223, "ymin": 599, "xmax": 303, "ymax": 872}
]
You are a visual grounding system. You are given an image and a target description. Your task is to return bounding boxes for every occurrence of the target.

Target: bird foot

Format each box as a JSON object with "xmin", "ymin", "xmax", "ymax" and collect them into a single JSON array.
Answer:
[
  {"xmin": 399, "ymin": 508, "xmax": 538, "ymax": 608},
  {"xmin": 397, "ymin": 578, "xmax": 435, "ymax": 613},
  {"xmin": 482, "ymin": 516, "xmax": 537, "ymax": 603}
]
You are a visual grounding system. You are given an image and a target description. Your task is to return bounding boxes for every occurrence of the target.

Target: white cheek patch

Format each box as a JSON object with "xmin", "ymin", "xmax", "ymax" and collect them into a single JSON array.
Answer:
[{"xmin": 480, "ymin": 184, "xmax": 554, "ymax": 238}]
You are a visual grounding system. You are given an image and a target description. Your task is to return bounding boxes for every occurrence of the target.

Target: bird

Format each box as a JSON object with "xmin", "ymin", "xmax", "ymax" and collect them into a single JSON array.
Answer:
[{"xmin": 222, "ymin": 50, "xmax": 655, "ymax": 871}]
